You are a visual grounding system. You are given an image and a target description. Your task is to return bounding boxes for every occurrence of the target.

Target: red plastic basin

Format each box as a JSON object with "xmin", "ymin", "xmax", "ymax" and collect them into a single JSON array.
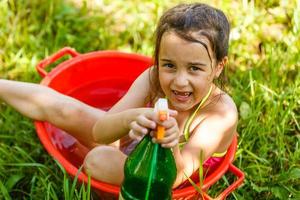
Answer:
[{"xmin": 34, "ymin": 47, "xmax": 244, "ymax": 200}]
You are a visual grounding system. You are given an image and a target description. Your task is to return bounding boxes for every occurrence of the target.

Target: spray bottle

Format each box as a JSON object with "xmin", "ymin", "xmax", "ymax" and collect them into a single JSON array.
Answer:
[{"xmin": 119, "ymin": 98, "xmax": 177, "ymax": 200}]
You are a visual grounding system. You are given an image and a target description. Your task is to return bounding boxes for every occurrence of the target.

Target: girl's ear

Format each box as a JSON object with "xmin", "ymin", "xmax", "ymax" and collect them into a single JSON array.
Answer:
[{"xmin": 215, "ymin": 56, "xmax": 228, "ymax": 78}]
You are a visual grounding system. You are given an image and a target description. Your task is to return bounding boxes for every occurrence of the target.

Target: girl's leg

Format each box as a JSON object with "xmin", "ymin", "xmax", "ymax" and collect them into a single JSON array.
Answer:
[
  {"xmin": 49, "ymin": 99, "xmax": 108, "ymax": 149},
  {"xmin": 83, "ymin": 145, "xmax": 127, "ymax": 185},
  {"xmin": 0, "ymin": 80, "xmax": 107, "ymax": 148}
]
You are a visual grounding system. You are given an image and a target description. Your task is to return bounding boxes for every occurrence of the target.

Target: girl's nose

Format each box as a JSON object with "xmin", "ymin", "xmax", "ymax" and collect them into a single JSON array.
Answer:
[{"xmin": 173, "ymin": 73, "xmax": 189, "ymax": 87}]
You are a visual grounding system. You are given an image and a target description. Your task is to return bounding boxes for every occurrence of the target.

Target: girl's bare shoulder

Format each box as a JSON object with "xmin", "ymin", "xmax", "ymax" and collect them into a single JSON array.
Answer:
[{"xmin": 201, "ymin": 88, "xmax": 238, "ymax": 125}]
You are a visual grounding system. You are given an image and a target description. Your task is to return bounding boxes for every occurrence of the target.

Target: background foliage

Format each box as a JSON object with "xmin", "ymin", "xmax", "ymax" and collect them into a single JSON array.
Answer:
[{"xmin": 0, "ymin": 0, "xmax": 299, "ymax": 199}]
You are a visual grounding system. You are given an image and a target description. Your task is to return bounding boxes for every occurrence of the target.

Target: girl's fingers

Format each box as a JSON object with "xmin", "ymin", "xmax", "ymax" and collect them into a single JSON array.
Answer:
[
  {"xmin": 129, "ymin": 113, "xmax": 157, "ymax": 141},
  {"xmin": 151, "ymin": 126, "xmax": 179, "ymax": 145},
  {"xmin": 161, "ymin": 139, "xmax": 179, "ymax": 148},
  {"xmin": 160, "ymin": 117, "xmax": 177, "ymax": 129},
  {"xmin": 160, "ymin": 130, "xmax": 178, "ymax": 143},
  {"xmin": 130, "ymin": 121, "xmax": 148, "ymax": 135},
  {"xmin": 136, "ymin": 115, "xmax": 156, "ymax": 130},
  {"xmin": 128, "ymin": 109, "xmax": 178, "ymax": 143},
  {"xmin": 129, "ymin": 129, "xmax": 143, "ymax": 141},
  {"xmin": 168, "ymin": 109, "xmax": 178, "ymax": 117}
]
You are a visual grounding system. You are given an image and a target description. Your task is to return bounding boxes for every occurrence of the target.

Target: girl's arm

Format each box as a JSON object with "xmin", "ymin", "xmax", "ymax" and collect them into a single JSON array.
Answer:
[
  {"xmin": 172, "ymin": 106, "xmax": 238, "ymax": 188},
  {"xmin": 0, "ymin": 79, "xmax": 102, "ymax": 147},
  {"xmin": 92, "ymin": 67, "xmax": 153, "ymax": 143},
  {"xmin": 92, "ymin": 107, "xmax": 152, "ymax": 144}
]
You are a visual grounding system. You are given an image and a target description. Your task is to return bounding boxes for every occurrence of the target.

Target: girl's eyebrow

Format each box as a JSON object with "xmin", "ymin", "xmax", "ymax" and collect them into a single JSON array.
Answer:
[
  {"xmin": 160, "ymin": 58, "xmax": 207, "ymax": 66},
  {"xmin": 188, "ymin": 62, "xmax": 207, "ymax": 66},
  {"xmin": 160, "ymin": 58, "xmax": 172, "ymax": 62}
]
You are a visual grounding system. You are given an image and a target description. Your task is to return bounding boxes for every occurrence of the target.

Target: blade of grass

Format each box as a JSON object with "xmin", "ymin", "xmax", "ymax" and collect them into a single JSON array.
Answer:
[{"xmin": 0, "ymin": 179, "xmax": 12, "ymax": 200}]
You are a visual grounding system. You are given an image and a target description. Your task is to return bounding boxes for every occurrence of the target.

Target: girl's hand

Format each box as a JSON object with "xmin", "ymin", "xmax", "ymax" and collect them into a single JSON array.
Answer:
[
  {"xmin": 128, "ymin": 109, "xmax": 157, "ymax": 141},
  {"xmin": 151, "ymin": 110, "xmax": 179, "ymax": 148},
  {"xmin": 128, "ymin": 109, "xmax": 178, "ymax": 147}
]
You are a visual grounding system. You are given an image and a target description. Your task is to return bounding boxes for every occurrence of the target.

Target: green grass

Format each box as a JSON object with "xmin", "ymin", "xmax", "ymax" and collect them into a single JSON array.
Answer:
[{"xmin": 0, "ymin": 0, "xmax": 299, "ymax": 199}]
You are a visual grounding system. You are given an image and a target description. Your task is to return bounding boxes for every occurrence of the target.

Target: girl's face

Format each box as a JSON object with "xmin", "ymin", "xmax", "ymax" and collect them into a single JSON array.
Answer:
[{"xmin": 158, "ymin": 31, "xmax": 222, "ymax": 112}]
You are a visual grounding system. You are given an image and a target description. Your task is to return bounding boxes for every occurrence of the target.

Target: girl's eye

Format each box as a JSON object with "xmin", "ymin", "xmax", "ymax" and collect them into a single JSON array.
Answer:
[
  {"xmin": 190, "ymin": 66, "xmax": 201, "ymax": 71},
  {"xmin": 163, "ymin": 63, "xmax": 174, "ymax": 68}
]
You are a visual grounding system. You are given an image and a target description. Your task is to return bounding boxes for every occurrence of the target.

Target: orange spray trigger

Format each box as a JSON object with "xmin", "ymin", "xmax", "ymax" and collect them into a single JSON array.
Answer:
[
  {"xmin": 159, "ymin": 111, "xmax": 168, "ymax": 121},
  {"xmin": 156, "ymin": 126, "xmax": 165, "ymax": 140},
  {"xmin": 154, "ymin": 98, "xmax": 169, "ymax": 140}
]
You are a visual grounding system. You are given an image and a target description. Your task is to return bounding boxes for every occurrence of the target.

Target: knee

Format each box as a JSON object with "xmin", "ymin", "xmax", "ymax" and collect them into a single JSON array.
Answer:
[
  {"xmin": 84, "ymin": 146, "xmax": 113, "ymax": 173},
  {"xmin": 83, "ymin": 145, "xmax": 126, "ymax": 185}
]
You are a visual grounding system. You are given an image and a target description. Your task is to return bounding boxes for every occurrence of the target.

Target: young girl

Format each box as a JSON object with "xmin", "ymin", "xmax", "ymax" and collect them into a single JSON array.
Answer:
[{"xmin": 0, "ymin": 3, "xmax": 237, "ymax": 188}]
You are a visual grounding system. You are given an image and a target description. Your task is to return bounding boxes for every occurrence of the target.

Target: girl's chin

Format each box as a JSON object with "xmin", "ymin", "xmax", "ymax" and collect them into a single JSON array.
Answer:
[{"xmin": 168, "ymin": 99, "xmax": 194, "ymax": 112}]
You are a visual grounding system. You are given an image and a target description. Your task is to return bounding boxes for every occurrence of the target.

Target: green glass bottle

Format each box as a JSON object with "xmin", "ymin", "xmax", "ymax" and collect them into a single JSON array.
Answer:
[
  {"xmin": 119, "ymin": 99, "xmax": 177, "ymax": 200},
  {"xmin": 120, "ymin": 135, "xmax": 177, "ymax": 200}
]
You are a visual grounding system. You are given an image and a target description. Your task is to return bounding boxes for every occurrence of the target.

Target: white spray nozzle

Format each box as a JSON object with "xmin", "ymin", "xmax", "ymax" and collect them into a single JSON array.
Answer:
[{"xmin": 154, "ymin": 98, "xmax": 169, "ymax": 121}]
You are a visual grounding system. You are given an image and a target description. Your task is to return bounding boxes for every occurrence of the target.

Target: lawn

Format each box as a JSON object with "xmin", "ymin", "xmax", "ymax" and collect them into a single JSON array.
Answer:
[{"xmin": 0, "ymin": 0, "xmax": 299, "ymax": 199}]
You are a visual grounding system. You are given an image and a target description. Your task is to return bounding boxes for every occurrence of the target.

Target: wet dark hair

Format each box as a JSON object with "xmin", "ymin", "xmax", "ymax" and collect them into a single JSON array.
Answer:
[{"xmin": 148, "ymin": 3, "xmax": 230, "ymax": 103}]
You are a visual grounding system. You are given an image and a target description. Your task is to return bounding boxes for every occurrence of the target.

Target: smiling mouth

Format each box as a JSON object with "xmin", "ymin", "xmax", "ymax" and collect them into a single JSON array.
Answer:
[{"xmin": 172, "ymin": 90, "xmax": 192, "ymax": 97}]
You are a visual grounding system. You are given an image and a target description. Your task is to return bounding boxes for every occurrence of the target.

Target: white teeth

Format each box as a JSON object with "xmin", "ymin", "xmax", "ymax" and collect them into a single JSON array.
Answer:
[{"xmin": 173, "ymin": 90, "xmax": 191, "ymax": 96}]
